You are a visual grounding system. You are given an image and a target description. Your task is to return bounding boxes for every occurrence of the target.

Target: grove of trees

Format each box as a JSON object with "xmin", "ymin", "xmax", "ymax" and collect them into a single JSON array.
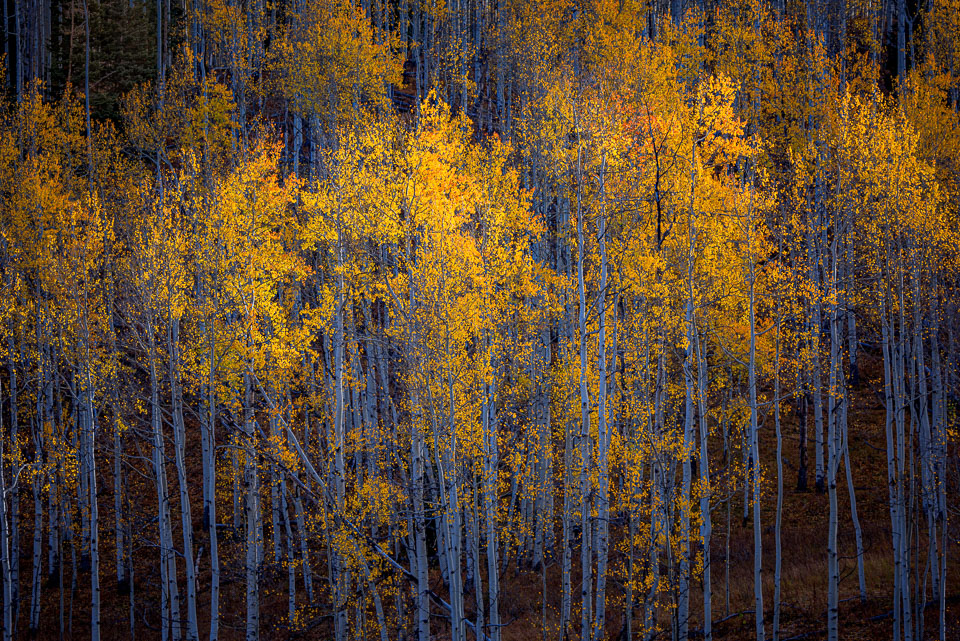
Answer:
[{"xmin": 0, "ymin": 0, "xmax": 958, "ymax": 640}]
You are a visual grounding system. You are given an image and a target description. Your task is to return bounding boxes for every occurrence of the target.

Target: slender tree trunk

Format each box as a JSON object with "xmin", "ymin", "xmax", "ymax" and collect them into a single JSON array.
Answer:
[
  {"xmin": 169, "ymin": 319, "xmax": 199, "ymax": 641},
  {"xmin": 412, "ymin": 386, "xmax": 430, "ymax": 641},
  {"xmin": 592, "ymin": 152, "xmax": 610, "ymax": 641},
  {"xmin": 881, "ymin": 294, "xmax": 903, "ymax": 641},
  {"xmin": 0, "ymin": 382, "xmax": 13, "ymax": 641},
  {"xmin": 482, "ymin": 370, "xmax": 501, "ymax": 641},
  {"xmin": 842, "ymin": 381, "xmax": 866, "ymax": 601},
  {"xmin": 575, "ymin": 130, "xmax": 592, "ymax": 641},
  {"xmin": 826, "ymin": 245, "xmax": 842, "ymax": 641},
  {"xmin": 5, "ymin": 338, "xmax": 19, "ymax": 639},
  {"xmin": 773, "ymin": 312, "xmax": 783, "ymax": 641},
  {"xmin": 696, "ymin": 325, "xmax": 712, "ymax": 641},
  {"xmin": 748, "ymin": 209, "xmax": 765, "ymax": 641},
  {"xmin": 679, "ymin": 136, "xmax": 700, "ymax": 641},
  {"xmin": 203, "ymin": 307, "xmax": 221, "ymax": 641},
  {"xmin": 150, "ymin": 335, "xmax": 180, "ymax": 641},
  {"xmin": 243, "ymin": 373, "xmax": 260, "ymax": 641}
]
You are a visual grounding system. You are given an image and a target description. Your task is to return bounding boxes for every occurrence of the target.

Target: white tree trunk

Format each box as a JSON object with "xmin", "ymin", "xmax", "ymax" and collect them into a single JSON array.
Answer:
[
  {"xmin": 575, "ymin": 137, "xmax": 592, "ymax": 641},
  {"xmin": 593, "ymin": 153, "xmax": 611, "ymax": 641},
  {"xmin": 243, "ymin": 373, "xmax": 260, "ymax": 641},
  {"xmin": 168, "ymin": 319, "xmax": 199, "ymax": 641},
  {"xmin": 697, "ymin": 325, "xmax": 712, "ymax": 641},
  {"xmin": 826, "ymin": 253, "xmax": 842, "ymax": 641},
  {"xmin": 748, "ymin": 230, "xmax": 765, "ymax": 641}
]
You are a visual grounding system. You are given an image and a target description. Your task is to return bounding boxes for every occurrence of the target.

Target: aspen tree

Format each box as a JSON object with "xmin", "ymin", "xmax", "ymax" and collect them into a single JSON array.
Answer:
[
  {"xmin": 2, "ymin": 4, "xmax": 960, "ymax": 641},
  {"xmin": 772, "ymin": 274, "xmax": 784, "ymax": 641},
  {"xmin": 825, "ymin": 219, "xmax": 841, "ymax": 641},
  {"xmin": 745, "ymin": 176, "xmax": 765, "ymax": 641},
  {"xmin": 0, "ymin": 436, "xmax": 10, "ymax": 641}
]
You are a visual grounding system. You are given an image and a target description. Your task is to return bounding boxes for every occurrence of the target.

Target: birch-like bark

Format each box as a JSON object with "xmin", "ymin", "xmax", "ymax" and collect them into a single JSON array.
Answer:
[
  {"xmin": 929, "ymin": 277, "xmax": 947, "ymax": 641},
  {"xmin": 332, "ymin": 203, "xmax": 348, "ymax": 641},
  {"xmin": 826, "ymin": 241, "xmax": 841, "ymax": 641},
  {"xmin": 696, "ymin": 325, "xmax": 712, "ymax": 641},
  {"xmin": 592, "ymin": 152, "xmax": 610, "ymax": 641},
  {"xmin": 202, "ymin": 295, "xmax": 221, "ymax": 640},
  {"xmin": 679, "ymin": 127, "xmax": 699, "ymax": 641},
  {"xmin": 895, "ymin": 272, "xmax": 913, "ymax": 641},
  {"xmin": 558, "ymin": 195, "xmax": 574, "ymax": 640},
  {"xmin": 281, "ymin": 477, "xmax": 296, "ymax": 624},
  {"xmin": 79, "ymin": 362, "xmax": 100, "ymax": 641},
  {"xmin": 149, "ymin": 334, "xmax": 180, "ymax": 641},
  {"xmin": 842, "ymin": 381, "xmax": 866, "ymax": 601},
  {"xmin": 482, "ymin": 372, "xmax": 501, "ymax": 641},
  {"xmin": 881, "ymin": 292, "xmax": 903, "ymax": 641},
  {"xmin": 807, "ymin": 208, "xmax": 825, "ymax": 494},
  {"xmin": 168, "ymin": 319, "xmax": 199, "ymax": 641},
  {"xmin": 4, "ymin": 337, "xmax": 19, "ymax": 637},
  {"xmin": 644, "ymin": 342, "xmax": 667, "ymax": 641},
  {"xmin": 748, "ymin": 206, "xmax": 765, "ymax": 641},
  {"xmin": 575, "ymin": 125, "xmax": 593, "ymax": 641},
  {"xmin": 0, "ymin": 381, "xmax": 13, "ymax": 641},
  {"xmin": 411, "ymin": 384, "xmax": 430, "ymax": 641},
  {"xmin": 243, "ymin": 373, "xmax": 260, "ymax": 641},
  {"xmin": 773, "ymin": 311, "xmax": 783, "ymax": 641}
]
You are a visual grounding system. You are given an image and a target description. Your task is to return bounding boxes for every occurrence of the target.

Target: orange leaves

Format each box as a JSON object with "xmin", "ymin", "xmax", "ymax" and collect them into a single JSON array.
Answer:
[
  {"xmin": 401, "ymin": 92, "xmax": 539, "ymax": 318},
  {"xmin": 407, "ymin": 95, "xmax": 482, "ymax": 235},
  {"xmin": 697, "ymin": 75, "xmax": 753, "ymax": 171}
]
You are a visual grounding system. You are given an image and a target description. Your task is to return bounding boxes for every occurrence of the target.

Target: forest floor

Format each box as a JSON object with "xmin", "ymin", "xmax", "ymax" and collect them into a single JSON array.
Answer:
[
  {"xmin": 21, "ymin": 352, "xmax": 960, "ymax": 640},
  {"xmin": 485, "ymin": 352, "xmax": 960, "ymax": 641}
]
